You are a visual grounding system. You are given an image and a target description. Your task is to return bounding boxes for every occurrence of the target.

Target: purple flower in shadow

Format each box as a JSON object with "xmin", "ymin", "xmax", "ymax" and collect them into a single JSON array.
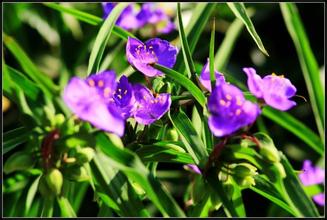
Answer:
[
  {"xmin": 102, "ymin": 3, "xmax": 142, "ymax": 30},
  {"xmin": 208, "ymin": 83, "xmax": 261, "ymax": 137},
  {"xmin": 299, "ymin": 160, "xmax": 325, "ymax": 206},
  {"xmin": 186, "ymin": 164, "xmax": 202, "ymax": 175},
  {"xmin": 63, "ymin": 71, "xmax": 134, "ymax": 137},
  {"xmin": 199, "ymin": 58, "xmax": 225, "ymax": 92},
  {"xmin": 243, "ymin": 67, "xmax": 297, "ymax": 111},
  {"xmin": 132, "ymin": 84, "xmax": 171, "ymax": 125},
  {"xmin": 126, "ymin": 37, "xmax": 178, "ymax": 77}
]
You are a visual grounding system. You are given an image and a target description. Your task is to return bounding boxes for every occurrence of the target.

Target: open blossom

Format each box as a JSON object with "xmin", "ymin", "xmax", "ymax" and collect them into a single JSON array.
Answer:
[
  {"xmin": 299, "ymin": 160, "xmax": 325, "ymax": 206},
  {"xmin": 63, "ymin": 71, "xmax": 127, "ymax": 136},
  {"xmin": 208, "ymin": 83, "xmax": 261, "ymax": 137},
  {"xmin": 199, "ymin": 58, "xmax": 225, "ymax": 92},
  {"xmin": 102, "ymin": 3, "xmax": 142, "ymax": 30},
  {"xmin": 137, "ymin": 3, "xmax": 175, "ymax": 34},
  {"xmin": 126, "ymin": 37, "xmax": 178, "ymax": 77},
  {"xmin": 132, "ymin": 84, "xmax": 171, "ymax": 125},
  {"xmin": 243, "ymin": 67, "xmax": 297, "ymax": 111}
]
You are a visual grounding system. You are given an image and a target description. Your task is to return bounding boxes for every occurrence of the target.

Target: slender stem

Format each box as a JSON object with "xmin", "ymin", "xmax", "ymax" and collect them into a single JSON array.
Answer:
[{"xmin": 203, "ymin": 137, "xmax": 228, "ymax": 176}]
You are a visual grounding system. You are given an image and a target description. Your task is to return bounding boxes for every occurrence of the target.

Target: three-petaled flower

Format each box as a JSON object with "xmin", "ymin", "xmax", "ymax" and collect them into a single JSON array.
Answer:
[
  {"xmin": 243, "ymin": 67, "xmax": 297, "ymax": 111},
  {"xmin": 126, "ymin": 37, "xmax": 178, "ymax": 77}
]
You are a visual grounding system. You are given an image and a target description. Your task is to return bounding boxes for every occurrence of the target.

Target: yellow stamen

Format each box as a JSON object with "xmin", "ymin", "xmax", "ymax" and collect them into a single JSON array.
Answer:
[
  {"xmin": 118, "ymin": 88, "xmax": 122, "ymax": 92},
  {"xmin": 98, "ymin": 80, "xmax": 104, "ymax": 87},
  {"xmin": 124, "ymin": 90, "xmax": 127, "ymax": 95},
  {"xmin": 154, "ymin": 99, "xmax": 159, "ymax": 103},
  {"xmin": 143, "ymin": 95, "xmax": 147, "ymax": 100},
  {"xmin": 235, "ymin": 109, "xmax": 242, "ymax": 116},
  {"xmin": 88, "ymin": 79, "xmax": 95, "ymax": 87},
  {"xmin": 117, "ymin": 94, "xmax": 122, "ymax": 99},
  {"xmin": 226, "ymin": 94, "xmax": 232, "ymax": 100},
  {"xmin": 236, "ymin": 96, "xmax": 242, "ymax": 106},
  {"xmin": 220, "ymin": 99, "xmax": 226, "ymax": 106}
]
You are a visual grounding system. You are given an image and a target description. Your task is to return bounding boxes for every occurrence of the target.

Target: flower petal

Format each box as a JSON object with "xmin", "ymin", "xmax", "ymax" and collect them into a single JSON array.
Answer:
[
  {"xmin": 313, "ymin": 193, "xmax": 325, "ymax": 206},
  {"xmin": 243, "ymin": 67, "xmax": 264, "ymax": 98},
  {"xmin": 146, "ymin": 38, "xmax": 178, "ymax": 68},
  {"xmin": 199, "ymin": 58, "xmax": 225, "ymax": 92}
]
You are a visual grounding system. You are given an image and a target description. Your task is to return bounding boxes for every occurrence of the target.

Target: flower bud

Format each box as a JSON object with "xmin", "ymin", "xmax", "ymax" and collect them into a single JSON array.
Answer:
[
  {"xmin": 54, "ymin": 114, "xmax": 65, "ymax": 126},
  {"xmin": 38, "ymin": 175, "xmax": 54, "ymax": 198},
  {"xmin": 235, "ymin": 175, "xmax": 256, "ymax": 188},
  {"xmin": 65, "ymin": 166, "xmax": 90, "ymax": 182},
  {"xmin": 165, "ymin": 128, "xmax": 179, "ymax": 141},
  {"xmin": 4, "ymin": 151, "xmax": 35, "ymax": 174},
  {"xmin": 76, "ymin": 147, "xmax": 95, "ymax": 164},
  {"xmin": 260, "ymin": 145, "xmax": 280, "ymax": 163},
  {"xmin": 232, "ymin": 163, "xmax": 258, "ymax": 178},
  {"xmin": 45, "ymin": 168, "xmax": 63, "ymax": 196},
  {"xmin": 264, "ymin": 162, "xmax": 286, "ymax": 182}
]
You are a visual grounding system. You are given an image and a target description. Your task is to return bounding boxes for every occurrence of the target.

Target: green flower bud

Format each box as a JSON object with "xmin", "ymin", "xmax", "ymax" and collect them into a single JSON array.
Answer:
[
  {"xmin": 54, "ymin": 114, "xmax": 65, "ymax": 127},
  {"xmin": 274, "ymin": 162, "xmax": 286, "ymax": 179},
  {"xmin": 235, "ymin": 175, "xmax": 256, "ymax": 188},
  {"xmin": 38, "ymin": 175, "xmax": 54, "ymax": 198},
  {"xmin": 76, "ymin": 147, "xmax": 95, "ymax": 164},
  {"xmin": 218, "ymin": 170, "xmax": 229, "ymax": 182},
  {"xmin": 232, "ymin": 163, "xmax": 258, "ymax": 178},
  {"xmin": 65, "ymin": 166, "xmax": 89, "ymax": 182},
  {"xmin": 45, "ymin": 168, "xmax": 63, "ymax": 196},
  {"xmin": 165, "ymin": 128, "xmax": 179, "ymax": 141},
  {"xmin": 4, "ymin": 151, "xmax": 35, "ymax": 174},
  {"xmin": 264, "ymin": 163, "xmax": 286, "ymax": 182},
  {"xmin": 260, "ymin": 146, "xmax": 280, "ymax": 163}
]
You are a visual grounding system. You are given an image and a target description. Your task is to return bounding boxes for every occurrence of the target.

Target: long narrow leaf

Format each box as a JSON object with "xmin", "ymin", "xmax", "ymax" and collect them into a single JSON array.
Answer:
[
  {"xmin": 57, "ymin": 196, "xmax": 77, "ymax": 217},
  {"xmin": 153, "ymin": 64, "xmax": 206, "ymax": 107},
  {"xmin": 280, "ymin": 3, "xmax": 324, "ymax": 139},
  {"xmin": 227, "ymin": 3, "xmax": 269, "ymax": 56},
  {"xmin": 3, "ymin": 127, "xmax": 33, "ymax": 155},
  {"xmin": 87, "ymin": 3, "xmax": 129, "ymax": 74}
]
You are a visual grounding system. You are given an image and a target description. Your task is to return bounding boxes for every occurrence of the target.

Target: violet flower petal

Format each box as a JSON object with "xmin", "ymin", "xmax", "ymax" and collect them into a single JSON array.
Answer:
[
  {"xmin": 199, "ymin": 58, "xmax": 225, "ymax": 92},
  {"xmin": 242, "ymin": 67, "xmax": 264, "ymax": 98},
  {"xmin": 299, "ymin": 160, "xmax": 325, "ymax": 186},
  {"xmin": 187, "ymin": 164, "xmax": 202, "ymax": 174},
  {"xmin": 313, "ymin": 193, "xmax": 325, "ymax": 206}
]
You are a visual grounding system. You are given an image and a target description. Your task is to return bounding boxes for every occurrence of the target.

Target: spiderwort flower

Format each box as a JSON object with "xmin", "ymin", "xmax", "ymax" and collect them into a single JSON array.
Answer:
[
  {"xmin": 137, "ymin": 3, "xmax": 176, "ymax": 34},
  {"xmin": 132, "ymin": 84, "xmax": 171, "ymax": 125},
  {"xmin": 186, "ymin": 164, "xmax": 202, "ymax": 175},
  {"xmin": 126, "ymin": 37, "xmax": 178, "ymax": 77},
  {"xmin": 243, "ymin": 67, "xmax": 297, "ymax": 111},
  {"xmin": 208, "ymin": 83, "xmax": 261, "ymax": 137},
  {"xmin": 102, "ymin": 3, "xmax": 142, "ymax": 30},
  {"xmin": 63, "ymin": 71, "xmax": 133, "ymax": 137},
  {"xmin": 199, "ymin": 58, "xmax": 225, "ymax": 92},
  {"xmin": 299, "ymin": 160, "xmax": 325, "ymax": 206}
]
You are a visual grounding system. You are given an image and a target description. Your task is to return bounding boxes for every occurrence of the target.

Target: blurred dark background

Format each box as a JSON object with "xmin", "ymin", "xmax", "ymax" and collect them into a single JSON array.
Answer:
[{"xmin": 3, "ymin": 2, "xmax": 324, "ymax": 217}]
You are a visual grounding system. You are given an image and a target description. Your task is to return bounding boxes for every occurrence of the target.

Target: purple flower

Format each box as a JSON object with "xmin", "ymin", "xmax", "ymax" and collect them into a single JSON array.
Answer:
[
  {"xmin": 243, "ymin": 67, "xmax": 297, "ymax": 111},
  {"xmin": 299, "ymin": 160, "xmax": 325, "ymax": 206},
  {"xmin": 137, "ymin": 3, "xmax": 176, "ymax": 34},
  {"xmin": 132, "ymin": 84, "xmax": 171, "ymax": 125},
  {"xmin": 208, "ymin": 83, "xmax": 261, "ymax": 137},
  {"xmin": 186, "ymin": 164, "xmax": 202, "ymax": 174},
  {"xmin": 126, "ymin": 37, "xmax": 178, "ymax": 77},
  {"xmin": 199, "ymin": 58, "xmax": 226, "ymax": 92},
  {"xmin": 63, "ymin": 71, "xmax": 135, "ymax": 137},
  {"xmin": 102, "ymin": 3, "xmax": 142, "ymax": 30}
]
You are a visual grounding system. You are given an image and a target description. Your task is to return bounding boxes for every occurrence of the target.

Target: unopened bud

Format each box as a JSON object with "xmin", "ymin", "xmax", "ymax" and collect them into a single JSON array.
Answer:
[
  {"xmin": 76, "ymin": 147, "xmax": 95, "ymax": 164},
  {"xmin": 54, "ymin": 114, "xmax": 65, "ymax": 126},
  {"xmin": 38, "ymin": 175, "xmax": 54, "ymax": 197},
  {"xmin": 232, "ymin": 163, "xmax": 258, "ymax": 178},
  {"xmin": 65, "ymin": 166, "xmax": 89, "ymax": 182},
  {"xmin": 4, "ymin": 151, "xmax": 34, "ymax": 174},
  {"xmin": 260, "ymin": 146, "xmax": 280, "ymax": 163},
  {"xmin": 45, "ymin": 168, "xmax": 63, "ymax": 196},
  {"xmin": 235, "ymin": 176, "xmax": 256, "ymax": 188},
  {"xmin": 264, "ymin": 163, "xmax": 286, "ymax": 182},
  {"xmin": 165, "ymin": 128, "xmax": 179, "ymax": 141}
]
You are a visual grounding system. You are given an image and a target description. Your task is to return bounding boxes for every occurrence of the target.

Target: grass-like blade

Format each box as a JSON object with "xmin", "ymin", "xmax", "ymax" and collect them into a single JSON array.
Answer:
[
  {"xmin": 57, "ymin": 196, "xmax": 77, "ymax": 217},
  {"xmin": 95, "ymin": 132, "xmax": 185, "ymax": 217},
  {"xmin": 25, "ymin": 175, "xmax": 41, "ymax": 216},
  {"xmin": 214, "ymin": 17, "xmax": 245, "ymax": 71},
  {"xmin": 43, "ymin": 2, "xmax": 135, "ymax": 40},
  {"xmin": 227, "ymin": 3, "xmax": 269, "ymax": 56},
  {"xmin": 280, "ymin": 3, "xmax": 324, "ymax": 140},
  {"xmin": 87, "ymin": 3, "xmax": 129, "ymax": 75},
  {"xmin": 3, "ymin": 127, "xmax": 33, "ymax": 155},
  {"xmin": 5, "ymin": 65, "xmax": 41, "ymax": 102},
  {"xmin": 262, "ymin": 107, "xmax": 323, "ymax": 155},
  {"xmin": 169, "ymin": 109, "xmax": 208, "ymax": 166},
  {"xmin": 250, "ymin": 175, "xmax": 296, "ymax": 216},
  {"xmin": 209, "ymin": 19, "xmax": 216, "ymax": 89},
  {"xmin": 153, "ymin": 64, "xmax": 206, "ymax": 107},
  {"xmin": 3, "ymin": 34, "xmax": 58, "ymax": 97},
  {"xmin": 177, "ymin": 3, "xmax": 196, "ymax": 80},
  {"xmin": 279, "ymin": 153, "xmax": 320, "ymax": 217}
]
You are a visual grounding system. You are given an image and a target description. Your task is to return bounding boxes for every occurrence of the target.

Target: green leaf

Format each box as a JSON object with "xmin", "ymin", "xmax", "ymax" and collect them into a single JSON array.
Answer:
[
  {"xmin": 25, "ymin": 175, "xmax": 42, "ymax": 216},
  {"xmin": 3, "ymin": 34, "xmax": 58, "ymax": 97},
  {"xmin": 280, "ymin": 3, "xmax": 324, "ymax": 140},
  {"xmin": 57, "ymin": 196, "xmax": 77, "ymax": 217},
  {"xmin": 227, "ymin": 3, "xmax": 269, "ymax": 56},
  {"xmin": 209, "ymin": 19, "xmax": 216, "ymax": 89},
  {"xmin": 5, "ymin": 65, "xmax": 41, "ymax": 102},
  {"xmin": 250, "ymin": 175, "xmax": 296, "ymax": 216},
  {"xmin": 136, "ymin": 141, "xmax": 195, "ymax": 164},
  {"xmin": 153, "ymin": 64, "xmax": 206, "ymax": 107},
  {"xmin": 3, "ymin": 127, "xmax": 33, "ymax": 155},
  {"xmin": 279, "ymin": 153, "xmax": 320, "ymax": 217},
  {"xmin": 214, "ymin": 17, "xmax": 245, "ymax": 71},
  {"xmin": 43, "ymin": 3, "xmax": 135, "ymax": 40},
  {"xmin": 95, "ymin": 132, "xmax": 185, "ymax": 217},
  {"xmin": 262, "ymin": 107, "xmax": 323, "ymax": 155},
  {"xmin": 230, "ymin": 178, "xmax": 246, "ymax": 217},
  {"xmin": 169, "ymin": 109, "xmax": 208, "ymax": 166},
  {"xmin": 87, "ymin": 3, "xmax": 129, "ymax": 75},
  {"xmin": 177, "ymin": 3, "xmax": 196, "ymax": 80}
]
